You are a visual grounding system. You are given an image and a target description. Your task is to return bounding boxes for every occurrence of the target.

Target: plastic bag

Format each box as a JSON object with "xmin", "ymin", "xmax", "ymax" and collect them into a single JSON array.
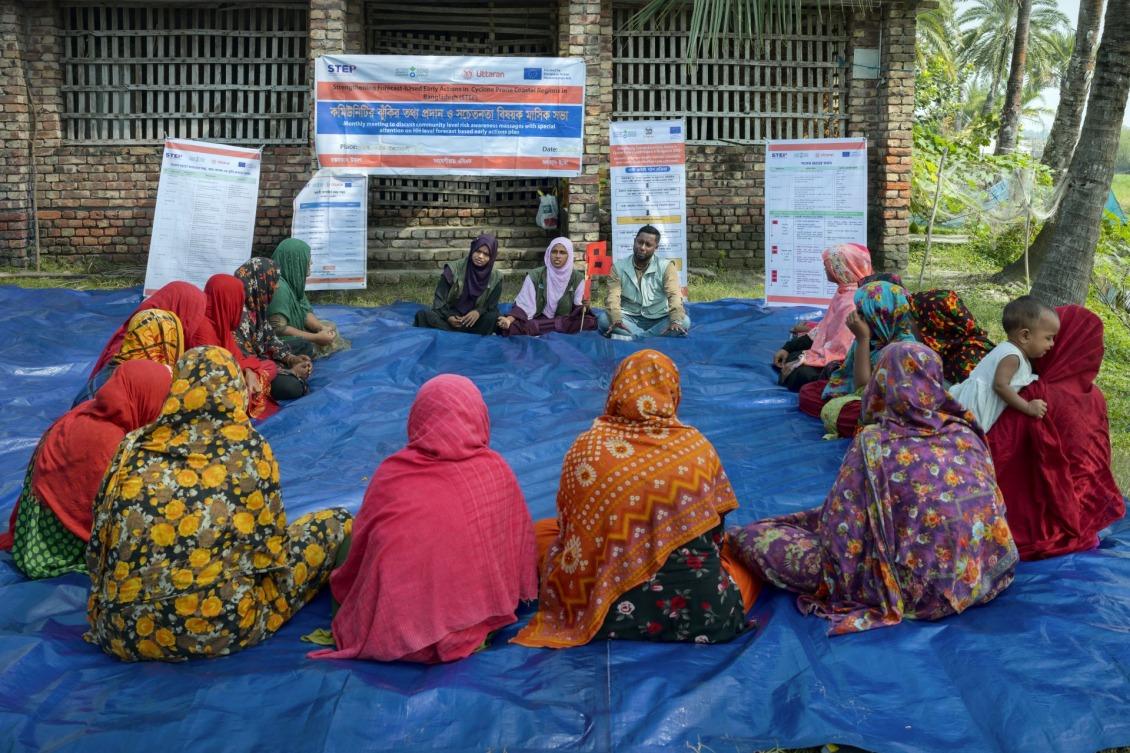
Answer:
[{"xmin": 535, "ymin": 191, "xmax": 559, "ymax": 230}]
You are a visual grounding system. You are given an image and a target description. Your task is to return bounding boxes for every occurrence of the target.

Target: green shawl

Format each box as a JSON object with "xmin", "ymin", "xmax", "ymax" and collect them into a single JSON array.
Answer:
[{"xmin": 267, "ymin": 238, "xmax": 313, "ymax": 328}]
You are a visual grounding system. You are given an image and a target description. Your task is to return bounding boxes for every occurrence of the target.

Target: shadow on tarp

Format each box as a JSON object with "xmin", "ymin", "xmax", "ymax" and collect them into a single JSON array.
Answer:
[{"xmin": 0, "ymin": 286, "xmax": 1127, "ymax": 753}]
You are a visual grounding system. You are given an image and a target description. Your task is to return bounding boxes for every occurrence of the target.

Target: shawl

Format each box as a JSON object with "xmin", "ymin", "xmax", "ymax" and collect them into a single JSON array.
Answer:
[
  {"xmin": 799, "ymin": 243, "xmax": 873, "ymax": 368},
  {"xmin": 234, "ymin": 257, "xmax": 291, "ymax": 363},
  {"xmin": 454, "ymin": 234, "xmax": 499, "ymax": 315},
  {"xmin": 988, "ymin": 305, "xmax": 1125, "ymax": 560},
  {"xmin": 822, "ymin": 281, "xmax": 917, "ymax": 400},
  {"xmin": 0, "ymin": 360, "xmax": 171, "ymax": 549},
  {"xmin": 267, "ymin": 238, "xmax": 314, "ymax": 329},
  {"xmin": 113, "ymin": 309, "xmax": 185, "ymax": 367},
  {"xmin": 540, "ymin": 237, "xmax": 576, "ymax": 318},
  {"xmin": 810, "ymin": 342, "xmax": 1017, "ymax": 633},
  {"xmin": 200, "ymin": 274, "xmax": 276, "ymax": 418},
  {"xmin": 90, "ymin": 282, "xmax": 206, "ymax": 377},
  {"xmin": 513, "ymin": 350, "xmax": 739, "ymax": 648},
  {"xmin": 311, "ymin": 374, "xmax": 537, "ymax": 663},
  {"xmin": 910, "ymin": 289, "xmax": 995, "ymax": 383}
]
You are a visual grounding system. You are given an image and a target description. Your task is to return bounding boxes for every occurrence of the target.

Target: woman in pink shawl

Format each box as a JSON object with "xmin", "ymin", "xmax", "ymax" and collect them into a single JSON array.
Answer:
[
  {"xmin": 310, "ymin": 374, "xmax": 538, "ymax": 663},
  {"xmin": 772, "ymin": 243, "xmax": 873, "ymax": 391},
  {"xmin": 497, "ymin": 236, "xmax": 596, "ymax": 336}
]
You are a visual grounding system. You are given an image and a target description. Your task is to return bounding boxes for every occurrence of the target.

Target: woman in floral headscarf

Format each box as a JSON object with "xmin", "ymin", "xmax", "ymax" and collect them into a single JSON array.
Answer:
[
  {"xmin": 414, "ymin": 234, "xmax": 502, "ymax": 336},
  {"xmin": 84, "ymin": 346, "xmax": 351, "ymax": 662},
  {"xmin": 267, "ymin": 238, "xmax": 350, "ymax": 359},
  {"xmin": 909, "ymin": 289, "xmax": 994, "ymax": 384},
  {"xmin": 797, "ymin": 281, "xmax": 918, "ymax": 438},
  {"xmin": 497, "ymin": 237, "xmax": 595, "ymax": 336},
  {"xmin": 729, "ymin": 342, "xmax": 1018, "ymax": 635},
  {"xmin": 513, "ymin": 350, "xmax": 754, "ymax": 649},
  {"xmin": 773, "ymin": 243, "xmax": 873, "ymax": 391},
  {"xmin": 73, "ymin": 309, "xmax": 185, "ymax": 406}
]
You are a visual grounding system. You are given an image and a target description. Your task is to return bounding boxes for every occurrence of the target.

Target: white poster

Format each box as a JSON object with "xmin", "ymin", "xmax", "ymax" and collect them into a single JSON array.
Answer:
[
  {"xmin": 315, "ymin": 55, "xmax": 585, "ymax": 176},
  {"xmin": 291, "ymin": 170, "xmax": 369, "ymax": 291},
  {"xmin": 764, "ymin": 138, "xmax": 868, "ymax": 307},
  {"xmin": 609, "ymin": 119, "xmax": 688, "ymax": 287},
  {"xmin": 144, "ymin": 139, "xmax": 262, "ymax": 296}
]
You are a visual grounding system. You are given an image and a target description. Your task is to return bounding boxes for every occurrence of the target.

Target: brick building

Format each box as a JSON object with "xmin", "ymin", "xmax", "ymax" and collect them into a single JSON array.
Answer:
[{"xmin": 0, "ymin": 0, "xmax": 916, "ymax": 278}]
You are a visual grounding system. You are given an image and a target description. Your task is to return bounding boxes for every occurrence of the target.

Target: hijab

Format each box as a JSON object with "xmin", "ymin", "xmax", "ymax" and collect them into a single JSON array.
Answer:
[
  {"xmin": 90, "ymin": 282, "xmax": 206, "ymax": 377},
  {"xmin": 909, "ymin": 290, "xmax": 995, "ymax": 384},
  {"xmin": 799, "ymin": 243, "xmax": 873, "ymax": 368},
  {"xmin": 234, "ymin": 257, "xmax": 290, "ymax": 362},
  {"xmin": 454, "ymin": 234, "xmax": 499, "ymax": 315},
  {"xmin": 113, "ymin": 309, "xmax": 184, "ymax": 367},
  {"xmin": 267, "ymin": 238, "xmax": 314, "ymax": 328},
  {"xmin": 542, "ymin": 237, "xmax": 575, "ymax": 317},
  {"xmin": 822, "ymin": 281, "xmax": 918, "ymax": 400}
]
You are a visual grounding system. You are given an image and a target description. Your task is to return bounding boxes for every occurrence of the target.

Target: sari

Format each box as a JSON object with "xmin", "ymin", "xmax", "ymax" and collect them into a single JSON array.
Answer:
[
  {"xmin": 731, "ymin": 342, "xmax": 1018, "ymax": 635},
  {"xmin": 199, "ymin": 273, "xmax": 277, "ymax": 418},
  {"xmin": 988, "ymin": 305, "xmax": 1125, "ymax": 560},
  {"xmin": 514, "ymin": 350, "xmax": 745, "ymax": 648},
  {"xmin": 85, "ymin": 346, "xmax": 351, "ymax": 661},
  {"xmin": 821, "ymin": 281, "xmax": 918, "ymax": 399},
  {"xmin": 909, "ymin": 289, "xmax": 994, "ymax": 383},
  {"xmin": 795, "ymin": 243, "xmax": 873, "ymax": 369},
  {"xmin": 74, "ymin": 309, "xmax": 184, "ymax": 406},
  {"xmin": 90, "ymin": 282, "xmax": 205, "ymax": 377},
  {"xmin": 311, "ymin": 374, "xmax": 537, "ymax": 663}
]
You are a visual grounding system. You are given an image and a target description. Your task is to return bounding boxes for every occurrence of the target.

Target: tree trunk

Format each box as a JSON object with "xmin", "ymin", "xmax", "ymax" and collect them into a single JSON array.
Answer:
[
  {"xmin": 1030, "ymin": 0, "xmax": 1130, "ymax": 306},
  {"xmin": 995, "ymin": 0, "xmax": 1033, "ymax": 155},
  {"xmin": 1041, "ymin": 0, "xmax": 1105, "ymax": 174}
]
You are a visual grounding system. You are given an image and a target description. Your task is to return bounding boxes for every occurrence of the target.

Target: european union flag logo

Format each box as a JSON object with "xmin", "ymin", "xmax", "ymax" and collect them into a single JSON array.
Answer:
[
  {"xmin": 523, "ymin": 68, "xmax": 543, "ymax": 80},
  {"xmin": 238, "ymin": 161, "xmax": 247, "ymax": 167},
  {"xmin": 841, "ymin": 151, "xmax": 852, "ymax": 157},
  {"xmin": 671, "ymin": 126, "xmax": 682, "ymax": 134}
]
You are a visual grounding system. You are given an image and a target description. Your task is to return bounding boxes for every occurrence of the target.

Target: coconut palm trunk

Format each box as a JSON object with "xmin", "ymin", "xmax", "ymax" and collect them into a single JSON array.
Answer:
[
  {"xmin": 995, "ymin": 0, "xmax": 1033, "ymax": 154},
  {"xmin": 1041, "ymin": 0, "xmax": 1104, "ymax": 173},
  {"xmin": 1029, "ymin": 0, "xmax": 1130, "ymax": 306}
]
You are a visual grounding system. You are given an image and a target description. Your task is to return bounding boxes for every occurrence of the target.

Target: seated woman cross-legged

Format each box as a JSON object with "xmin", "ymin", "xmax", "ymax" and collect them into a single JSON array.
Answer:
[
  {"xmin": 729, "ymin": 342, "xmax": 1019, "ymax": 635},
  {"xmin": 497, "ymin": 237, "xmax": 596, "ymax": 336},
  {"xmin": 267, "ymin": 238, "xmax": 350, "ymax": 359},
  {"xmin": 415, "ymin": 234, "xmax": 503, "ymax": 336},
  {"xmin": 310, "ymin": 374, "xmax": 537, "ymax": 664},
  {"xmin": 513, "ymin": 350, "xmax": 756, "ymax": 649}
]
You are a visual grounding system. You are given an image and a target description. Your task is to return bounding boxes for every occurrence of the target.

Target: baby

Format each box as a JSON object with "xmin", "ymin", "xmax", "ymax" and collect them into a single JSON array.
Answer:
[{"xmin": 949, "ymin": 296, "xmax": 1060, "ymax": 432}]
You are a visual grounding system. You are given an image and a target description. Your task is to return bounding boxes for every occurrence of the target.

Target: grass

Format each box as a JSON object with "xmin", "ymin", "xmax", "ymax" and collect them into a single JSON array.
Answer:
[{"xmin": 1112, "ymin": 173, "xmax": 1130, "ymax": 213}]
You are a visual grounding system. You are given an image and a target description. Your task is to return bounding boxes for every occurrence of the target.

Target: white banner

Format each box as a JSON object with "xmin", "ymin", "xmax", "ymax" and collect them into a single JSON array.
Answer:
[
  {"xmin": 609, "ymin": 119, "xmax": 688, "ymax": 287},
  {"xmin": 291, "ymin": 170, "xmax": 369, "ymax": 291},
  {"xmin": 764, "ymin": 138, "xmax": 868, "ymax": 307},
  {"xmin": 315, "ymin": 55, "xmax": 585, "ymax": 176},
  {"xmin": 144, "ymin": 139, "xmax": 261, "ymax": 296}
]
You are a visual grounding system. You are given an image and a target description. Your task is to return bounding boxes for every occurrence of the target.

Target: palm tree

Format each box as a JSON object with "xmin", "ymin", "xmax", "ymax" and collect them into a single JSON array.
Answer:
[
  {"xmin": 917, "ymin": 0, "xmax": 957, "ymax": 78},
  {"xmin": 1030, "ymin": 0, "xmax": 1130, "ymax": 306},
  {"xmin": 1041, "ymin": 0, "xmax": 1105, "ymax": 174},
  {"xmin": 994, "ymin": 0, "xmax": 1034, "ymax": 154}
]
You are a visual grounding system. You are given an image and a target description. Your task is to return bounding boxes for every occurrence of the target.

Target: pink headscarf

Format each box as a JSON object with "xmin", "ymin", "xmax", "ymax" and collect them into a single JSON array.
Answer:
[
  {"xmin": 309, "ymin": 374, "xmax": 538, "ymax": 663},
  {"xmin": 541, "ymin": 237, "xmax": 575, "ymax": 318},
  {"xmin": 799, "ymin": 243, "xmax": 873, "ymax": 368}
]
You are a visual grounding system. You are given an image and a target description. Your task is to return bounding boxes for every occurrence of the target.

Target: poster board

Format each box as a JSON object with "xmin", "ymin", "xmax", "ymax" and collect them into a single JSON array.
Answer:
[
  {"xmin": 144, "ymin": 139, "xmax": 262, "ymax": 296},
  {"xmin": 764, "ymin": 138, "xmax": 868, "ymax": 306},
  {"xmin": 609, "ymin": 119, "xmax": 688, "ymax": 287},
  {"xmin": 291, "ymin": 170, "xmax": 369, "ymax": 291},
  {"xmin": 315, "ymin": 55, "xmax": 585, "ymax": 176}
]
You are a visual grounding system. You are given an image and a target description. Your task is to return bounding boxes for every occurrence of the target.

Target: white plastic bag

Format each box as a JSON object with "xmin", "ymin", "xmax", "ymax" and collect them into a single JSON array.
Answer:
[{"xmin": 535, "ymin": 191, "xmax": 559, "ymax": 230}]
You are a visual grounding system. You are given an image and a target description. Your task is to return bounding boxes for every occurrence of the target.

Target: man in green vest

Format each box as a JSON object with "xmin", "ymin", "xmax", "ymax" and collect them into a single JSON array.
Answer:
[{"xmin": 596, "ymin": 225, "xmax": 690, "ymax": 340}]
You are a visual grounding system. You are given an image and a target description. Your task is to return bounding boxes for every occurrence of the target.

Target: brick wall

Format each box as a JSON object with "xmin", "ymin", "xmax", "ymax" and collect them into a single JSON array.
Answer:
[{"xmin": 685, "ymin": 145, "xmax": 763, "ymax": 270}]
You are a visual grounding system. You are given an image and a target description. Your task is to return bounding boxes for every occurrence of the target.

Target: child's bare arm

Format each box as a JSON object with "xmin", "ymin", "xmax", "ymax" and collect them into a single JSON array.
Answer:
[{"xmin": 993, "ymin": 354, "xmax": 1046, "ymax": 418}]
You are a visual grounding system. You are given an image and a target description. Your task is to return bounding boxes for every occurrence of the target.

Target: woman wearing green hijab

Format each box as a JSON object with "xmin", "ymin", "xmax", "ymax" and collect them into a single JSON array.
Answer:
[{"xmin": 266, "ymin": 238, "xmax": 350, "ymax": 359}]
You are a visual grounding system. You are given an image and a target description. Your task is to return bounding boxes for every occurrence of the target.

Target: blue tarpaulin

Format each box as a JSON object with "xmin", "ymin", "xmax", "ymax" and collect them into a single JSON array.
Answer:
[{"xmin": 1, "ymin": 286, "xmax": 1128, "ymax": 753}]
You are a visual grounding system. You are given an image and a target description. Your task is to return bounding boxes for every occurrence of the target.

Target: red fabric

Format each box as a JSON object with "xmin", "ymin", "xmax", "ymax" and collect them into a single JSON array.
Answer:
[
  {"xmin": 310, "ymin": 374, "xmax": 538, "ymax": 663},
  {"xmin": 797, "ymin": 379, "xmax": 862, "ymax": 438},
  {"xmin": 90, "ymin": 282, "xmax": 206, "ymax": 376},
  {"xmin": 583, "ymin": 241, "xmax": 611, "ymax": 300},
  {"xmin": 0, "ymin": 360, "xmax": 171, "ymax": 549},
  {"xmin": 197, "ymin": 275, "xmax": 277, "ymax": 419},
  {"xmin": 988, "ymin": 305, "xmax": 1125, "ymax": 560}
]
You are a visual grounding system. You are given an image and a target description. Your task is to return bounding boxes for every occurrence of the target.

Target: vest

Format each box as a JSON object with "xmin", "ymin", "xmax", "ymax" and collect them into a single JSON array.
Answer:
[
  {"xmin": 614, "ymin": 255, "xmax": 672, "ymax": 319},
  {"xmin": 529, "ymin": 266, "xmax": 584, "ymax": 318},
  {"xmin": 445, "ymin": 257, "xmax": 502, "ymax": 312}
]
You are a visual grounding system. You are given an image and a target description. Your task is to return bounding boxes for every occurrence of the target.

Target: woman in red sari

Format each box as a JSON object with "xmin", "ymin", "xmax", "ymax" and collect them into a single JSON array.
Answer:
[
  {"xmin": 988, "ymin": 305, "xmax": 1125, "ymax": 560},
  {"xmin": 197, "ymin": 274, "xmax": 278, "ymax": 419}
]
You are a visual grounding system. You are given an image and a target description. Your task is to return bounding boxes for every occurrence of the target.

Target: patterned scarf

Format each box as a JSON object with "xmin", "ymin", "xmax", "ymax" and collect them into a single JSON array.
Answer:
[
  {"xmin": 112, "ymin": 309, "xmax": 184, "ymax": 367},
  {"xmin": 822, "ymin": 281, "xmax": 918, "ymax": 400},
  {"xmin": 514, "ymin": 350, "xmax": 739, "ymax": 649},
  {"xmin": 909, "ymin": 290, "xmax": 995, "ymax": 384},
  {"xmin": 234, "ymin": 257, "xmax": 291, "ymax": 363}
]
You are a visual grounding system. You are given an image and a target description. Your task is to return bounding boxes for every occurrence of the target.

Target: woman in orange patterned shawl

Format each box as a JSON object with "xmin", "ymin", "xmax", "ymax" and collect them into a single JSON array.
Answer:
[{"xmin": 514, "ymin": 350, "xmax": 753, "ymax": 649}]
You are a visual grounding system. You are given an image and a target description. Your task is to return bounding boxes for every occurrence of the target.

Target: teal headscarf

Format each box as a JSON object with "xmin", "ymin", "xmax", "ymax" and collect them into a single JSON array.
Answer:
[
  {"xmin": 266, "ymin": 238, "xmax": 313, "ymax": 328},
  {"xmin": 821, "ymin": 281, "xmax": 918, "ymax": 399}
]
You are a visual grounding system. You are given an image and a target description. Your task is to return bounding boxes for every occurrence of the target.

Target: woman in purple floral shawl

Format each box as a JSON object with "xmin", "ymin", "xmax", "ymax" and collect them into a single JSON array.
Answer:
[{"xmin": 729, "ymin": 341, "xmax": 1018, "ymax": 635}]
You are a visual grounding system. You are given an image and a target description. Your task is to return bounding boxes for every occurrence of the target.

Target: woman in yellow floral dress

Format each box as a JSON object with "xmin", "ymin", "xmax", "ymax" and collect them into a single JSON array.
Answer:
[{"xmin": 84, "ymin": 346, "xmax": 351, "ymax": 662}]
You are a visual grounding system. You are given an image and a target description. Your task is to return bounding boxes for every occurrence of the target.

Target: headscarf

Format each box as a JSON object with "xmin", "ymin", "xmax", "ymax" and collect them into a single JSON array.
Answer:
[
  {"xmin": 822, "ymin": 281, "xmax": 917, "ymax": 400},
  {"xmin": 0, "ymin": 360, "xmax": 171, "ymax": 550},
  {"xmin": 513, "ymin": 350, "xmax": 739, "ymax": 649},
  {"xmin": 267, "ymin": 238, "xmax": 314, "ymax": 328},
  {"xmin": 112, "ymin": 309, "xmax": 185, "ymax": 368},
  {"xmin": 234, "ymin": 257, "xmax": 290, "ymax": 363},
  {"xmin": 798, "ymin": 342, "xmax": 1017, "ymax": 634},
  {"xmin": 798, "ymin": 243, "xmax": 873, "ymax": 368},
  {"xmin": 90, "ymin": 282, "xmax": 206, "ymax": 377},
  {"xmin": 541, "ymin": 237, "xmax": 575, "ymax": 318},
  {"xmin": 311, "ymin": 375, "xmax": 537, "ymax": 663},
  {"xmin": 988, "ymin": 305, "xmax": 1124, "ymax": 560},
  {"xmin": 454, "ymin": 234, "xmax": 499, "ymax": 315},
  {"xmin": 909, "ymin": 290, "xmax": 995, "ymax": 383},
  {"xmin": 200, "ymin": 273, "xmax": 277, "ymax": 418}
]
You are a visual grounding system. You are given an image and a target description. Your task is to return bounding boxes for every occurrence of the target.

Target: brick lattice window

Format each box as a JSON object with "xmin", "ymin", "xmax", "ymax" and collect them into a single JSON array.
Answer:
[
  {"xmin": 612, "ymin": 4, "xmax": 849, "ymax": 144},
  {"xmin": 364, "ymin": 0, "xmax": 558, "ymax": 209},
  {"xmin": 60, "ymin": 3, "xmax": 309, "ymax": 145}
]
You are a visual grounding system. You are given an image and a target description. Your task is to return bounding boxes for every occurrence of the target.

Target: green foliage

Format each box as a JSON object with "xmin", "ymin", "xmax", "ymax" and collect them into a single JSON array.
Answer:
[
  {"xmin": 1115, "ymin": 129, "xmax": 1130, "ymax": 173},
  {"xmin": 965, "ymin": 222, "xmax": 1034, "ymax": 267}
]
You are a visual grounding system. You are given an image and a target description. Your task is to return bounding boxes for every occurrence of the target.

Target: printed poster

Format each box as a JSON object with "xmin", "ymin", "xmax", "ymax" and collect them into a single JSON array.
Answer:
[
  {"xmin": 315, "ymin": 55, "xmax": 585, "ymax": 176},
  {"xmin": 144, "ymin": 139, "xmax": 261, "ymax": 296},
  {"xmin": 292, "ymin": 170, "xmax": 369, "ymax": 291},
  {"xmin": 764, "ymin": 138, "xmax": 868, "ymax": 307},
  {"xmin": 609, "ymin": 119, "xmax": 688, "ymax": 287}
]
